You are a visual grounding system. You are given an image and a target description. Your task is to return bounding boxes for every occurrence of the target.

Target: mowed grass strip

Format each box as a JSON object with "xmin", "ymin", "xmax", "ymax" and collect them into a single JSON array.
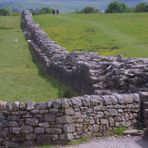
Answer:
[
  {"xmin": 0, "ymin": 16, "xmax": 75, "ymax": 102},
  {"xmin": 34, "ymin": 13, "xmax": 148, "ymax": 58}
]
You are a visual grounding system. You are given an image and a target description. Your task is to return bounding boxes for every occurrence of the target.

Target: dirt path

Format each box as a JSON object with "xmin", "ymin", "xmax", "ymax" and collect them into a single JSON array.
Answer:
[{"xmin": 65, "ymin": 136, "xmax": 148, "ymax": 148}]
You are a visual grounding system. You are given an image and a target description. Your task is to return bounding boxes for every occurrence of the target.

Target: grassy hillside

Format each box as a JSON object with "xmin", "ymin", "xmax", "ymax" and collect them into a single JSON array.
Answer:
[
  {"xmin": 0, "ymin": 15, "xmax": 75, "ymax": 102},
  {"xmin": 34, "ymin": 13, "xmax": 148, "ymax": 58}
]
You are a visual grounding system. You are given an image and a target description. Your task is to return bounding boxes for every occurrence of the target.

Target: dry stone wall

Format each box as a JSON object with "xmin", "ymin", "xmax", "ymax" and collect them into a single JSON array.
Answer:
[
  {"xmin": 0, "ymin": 10, "xmax": 147, "ymax": 147},
  {"xmin": 0, "ymin": 94, "xmax": 142, "ymax": 147},
  {"xmin": 21, "ymin": 10, "xmax": 148, "ymax": 95}
]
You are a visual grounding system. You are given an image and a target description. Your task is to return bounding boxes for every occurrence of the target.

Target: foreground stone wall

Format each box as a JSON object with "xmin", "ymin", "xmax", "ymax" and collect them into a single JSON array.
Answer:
[
  {"xmin": 0, "ymin": 94, "xmax": 141, "ymax": 147},
  {"xmin": 21, "ymin": 10, "xmax": 148, "ymax": 95}
]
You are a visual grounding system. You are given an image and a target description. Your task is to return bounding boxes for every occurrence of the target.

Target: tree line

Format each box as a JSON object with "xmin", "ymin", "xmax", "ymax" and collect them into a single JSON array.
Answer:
[
  {"xmin": 0, "ymin": 2, "xmax": 148, "ymax": 16},
  {"xmin": 0, "ymin": 7, "xmax": 53, "ymax": 16},
  {"xmin": 79, "ymin": 2, "xmax": 148, "ymax": 13}
]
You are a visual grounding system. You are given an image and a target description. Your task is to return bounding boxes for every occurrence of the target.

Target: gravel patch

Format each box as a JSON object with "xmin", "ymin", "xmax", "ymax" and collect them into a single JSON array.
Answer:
[{"xmin": 65, "ymin": 136, "xmax": 148, "ymax": 148}]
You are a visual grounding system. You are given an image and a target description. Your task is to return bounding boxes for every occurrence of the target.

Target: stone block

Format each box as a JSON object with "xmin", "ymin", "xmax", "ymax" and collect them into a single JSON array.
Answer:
[
  {"xmin": 37, "ymin": 134, "xmax": 51, "ymax": 145},
  {"xmin": 26, "ymin": 118, "xmax": 39, "ymax": 126},
  {"xmin": 34, "ymin": 103, "xmax": 47, "ymax": 110},
  {"xmin": 100, "ymin": 119, "xmax": 109, "ymax": 125},
  {"xmin": 39, "ymin": 122, "xmax": 49, "ymax": 128},
  {"xmin": 63, "ymin": 124, "xmax": 75, "ymax": 133},
  {"xmin": 26, "ymin": 134, "xmax": 37, "ymax": 140},
  {"xmin": 44, "ymin": 114, "xmax": 55, "ymax": 122},
  {"xmin": 56, "ymin": 116, "xmax": 72, "ymax": 124},
  {"xmin": 26, "ymin": 102, "xmax": 34, "ymax": 110},
  {"xmin": 53, "ymin": 100, "xmax": 62, "ymax": 109},
  {"xmin": 109, "ymin": 109, "xmax": 118, "ymax": 116},
  {"xmin": 11, "ymin": 127, "xmax": 21, "ymax": 134},
  {"xmin": 21, "ymin": 126, "xmax": 33, "ymax": 134},
  {"xmin": 65, "ymin": 108, "xmax": 75, "ymax": 115},
  {"xmin": 51, "ymin": 134, "xmax": 58, "ymax": 141},
  {"xmin": 46, "ymin": 128, "xmax": 62, "ymax": 134},
  {"xmin": 34, "ymin": 127, "xmax": 44, "ymax": 134},
  {"xmin": 59, "ymin": 133, "xmax": 73, "ymax": 140}
]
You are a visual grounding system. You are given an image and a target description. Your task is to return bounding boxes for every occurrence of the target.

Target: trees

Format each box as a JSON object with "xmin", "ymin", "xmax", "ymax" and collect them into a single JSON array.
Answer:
[
  {"xmin": 105, "ymin": 1, "xmax": 130, "ymax": 13},
  {"xmin": 80, "ymin": 7, "xmax": 99, "ymax": 13},
  {"xmin": 39, "ymin": 7, "xmax": 52, "ymax": 14},
  {"xmin": 29, "ymin": 7, "xmax": 52, "ymax": 15},
  {"xmin": 0, "ymin": 8, "xmax": 11, "ymax": 16},
  {"xmin": 135, "ymin": 3, "xmax": 148, "ymax": 12}
]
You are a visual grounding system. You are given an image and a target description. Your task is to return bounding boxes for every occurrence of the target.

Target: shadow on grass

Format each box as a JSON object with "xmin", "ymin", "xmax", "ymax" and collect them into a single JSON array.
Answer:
[{"xmin": 28, "ymin": 46, "xmax": 78, "ymax": 99}]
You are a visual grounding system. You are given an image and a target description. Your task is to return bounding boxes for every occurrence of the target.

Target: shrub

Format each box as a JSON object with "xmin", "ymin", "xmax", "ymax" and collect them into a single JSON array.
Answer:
[
  {"xmin": 135, "ymin": 2, "xmax": 148, "ymax": 12},
  {"xmin": 105, "ymin": 1, "xmax": 130, "ymax": 13},
  {"xmin": 80, "ymin": 7, "xmax": 99, "ymax": 13},
  {"xmin": 30, "ymin": 7, "xmax": 52, "ymax": 15},
  {"xmin": 113, "ymin": 127, "xmax": 128, "ymax": 136},
  {"xmin": 0, "ymin": 8, "xmax": 11, "ymax": 16}
]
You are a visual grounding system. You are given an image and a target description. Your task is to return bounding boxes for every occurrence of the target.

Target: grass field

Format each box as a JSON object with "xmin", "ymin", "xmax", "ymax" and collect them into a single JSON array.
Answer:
[
  {"xmin": 34, "ymin": 13, "xmax": 148, "ymax": 58},
  {"xmin": 0, "ymin": 15, "xmax": 75, "ymax": 102}
]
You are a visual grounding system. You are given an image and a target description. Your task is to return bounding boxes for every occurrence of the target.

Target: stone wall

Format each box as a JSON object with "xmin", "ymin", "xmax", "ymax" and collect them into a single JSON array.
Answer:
[
  {"xmin": 141, "ymin": 92, "xmax": 148, "ymax": 127},
  {"xmin": 0, "ymin": 94, "xmax": 142, "ymax": 147},
  {"xmin": 21, "ymin": 10, "xmax": 148, "ymax": 95}
]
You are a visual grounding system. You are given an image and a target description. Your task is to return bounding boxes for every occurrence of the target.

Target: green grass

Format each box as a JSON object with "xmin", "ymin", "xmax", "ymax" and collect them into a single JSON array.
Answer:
[
  {"xmin": 68, "ymin": 137, "xmax": 90, "ymax": 146},
  {"xmin": 113, "ymin": 127, "xmax": 128, "ymax": 136},
  {"xmin": 0, "ymin": 15, "xmax": 75, "ymax": 102},
  {"xmin": 34, "ymin": 13, "xmax": 148, "ymax": 58}
]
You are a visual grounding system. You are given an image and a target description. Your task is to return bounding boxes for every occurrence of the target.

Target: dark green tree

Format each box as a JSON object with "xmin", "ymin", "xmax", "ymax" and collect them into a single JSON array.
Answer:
[
  {"xmin": 105, "ymin": 1, "xmax": 130, "ymax": 13},
  {"xmin": 39, "ymin": 7, "xmax": 52, "ymax": 14},
  {"xmin": 0, "ymin": 8, "xmax": 11, "ymax": 16},
  {"xmin": 80, "ymin": 7, "xmax": 99, "ymax": 13},
  {"xmin": 135, "ymin": 3, "xmax": 148, "ymax": 12}
]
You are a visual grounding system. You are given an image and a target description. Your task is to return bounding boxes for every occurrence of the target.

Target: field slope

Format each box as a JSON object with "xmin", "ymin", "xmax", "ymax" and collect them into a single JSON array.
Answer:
[
  {"xmin": 34, "ymin": 13, "xmax": 148, "ymax": 58},
  {"xmin": 0, "ymin": 15, "xmax": 74, "ymax": 102}
]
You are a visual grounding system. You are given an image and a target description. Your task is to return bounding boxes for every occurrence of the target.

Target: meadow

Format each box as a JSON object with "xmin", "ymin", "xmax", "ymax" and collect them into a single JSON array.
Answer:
[
  {"xmin": 34, "ymin": 13, "xmax": 148, "ymax": 58},
  {"xmin": 0, "ymin": 16, "xmax": 75, "ymax": 102}
]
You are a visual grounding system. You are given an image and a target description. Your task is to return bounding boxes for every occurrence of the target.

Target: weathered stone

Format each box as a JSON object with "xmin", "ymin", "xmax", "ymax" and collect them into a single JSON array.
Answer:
[
  {"xmin": 63, "ymin": 124, "xmax": 75, "ymax": 133},
  {"xmin": 39, "ymin": 122, "xmax": 49, "ymax": 128},
  {"xmin": 96, "ymin": 112, "xmax": 104, "ymax": 118},
  {"xmin": 21, "ymin": 126, "xmax": 33, "ymax": 134},
  {"xmin": 47, "ymin": 101, "xmax": 53, "ymax": 108},
  {"xmin": 23, "ymin": 141, "xmax": 35, "ymax": 147},
  {"xmin": 109, "ymin": 117, "xmax": 114, "ymax": 127},
  {"xmin": 100, "ymin": 119, "xmax": 109, "ymax": 125},
  {"xmin": 65, "ymin": 108, "xmax": 75, "ymax": 115},
  {"xmin": 34, "ymin": 127, "xmax": 44, "ymax": 134},
  {"xmin": 51, "ymin": 134, "xmax": 58, "ymax": 141},
  {"xmin": 11, "ymin": 127, "xmax": 21, "ymax": 134},
  {"xmin": 6, "ymin": 142, "xmax": 20, "ymax": 148},
  {"xmin": 19, "ymin": 102, "xmax": 26, "ymax": 110},
  {"xmin": 34, "ymin": 103, "xmax": 46, "ymax": 110},
  {"xmin": 46, "ymin": 128, "xmax": 62, "ymax": 134},
  {"xmin": 26, "ymin": 102, "xmax": 34, "ymax": 110},
  {"xmin": 26, "ymin": 134, "xmax": 37, "ymax": 140},
  {"xmin": 44, "ymin": 114, "xmax": 55, "ymax": 122},
  {"xmin": 37, "ymin": 134, "xmax": 51, "ymax": 145},
  {"xmin": 6, "ymin": 103, "xmax": 13, "ymax": 111},
  {"xmin": 8, "ymin": 115, "xmax": 19, "ymax": 121},
  {"xmin": 26, "ymin": 118, "xmax": 39, "ymax": 126},
  {"xmin": 56, "ymin": 116, "xmax": 72, "ymax": 124},
  {"xmin": 108, "ymin": 109, "xmax": 118, "ymax": 116},
  {"xmin": 118, "ymin": 109, "xmax": 123, "ymax": 113},
  {"xmin": 8, "ymin": 121, "xmax": 18, "ymax": 127},
  {"xmin": 59, "ymin": 133, "xmax": 73, "ymax": 140},
  {"xmin": 123, "ymin": 129, "xmax": 143, "ymax": 136},
  {"xmin": 53, "ymin": 101, "xmax": 61, "ymax": 109}
]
